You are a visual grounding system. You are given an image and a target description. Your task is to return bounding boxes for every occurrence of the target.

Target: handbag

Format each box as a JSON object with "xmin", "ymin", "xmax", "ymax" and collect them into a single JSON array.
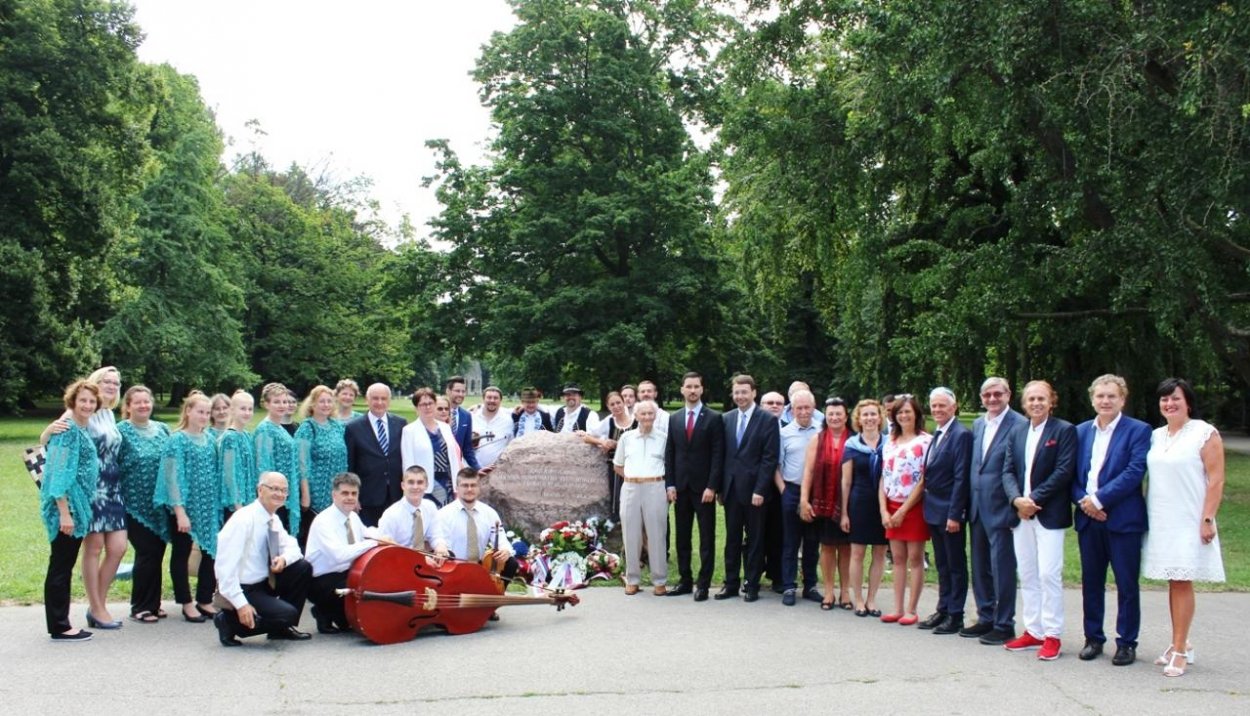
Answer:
[{"xmin": 23, "ymin": 445, "xmax": 46, "ymax": 489}]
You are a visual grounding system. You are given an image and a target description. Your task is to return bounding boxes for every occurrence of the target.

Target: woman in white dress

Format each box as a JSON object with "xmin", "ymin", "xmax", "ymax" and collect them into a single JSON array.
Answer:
[{"xmin": 1142, "ymin": 378, "xmax": 1225, "ymax": 678}]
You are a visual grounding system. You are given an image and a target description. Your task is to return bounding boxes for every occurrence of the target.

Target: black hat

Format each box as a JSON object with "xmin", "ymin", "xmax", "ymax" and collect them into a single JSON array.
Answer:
[{"xmin": 561, "ymin": 383, "xmax": 583, "ymax": 396}]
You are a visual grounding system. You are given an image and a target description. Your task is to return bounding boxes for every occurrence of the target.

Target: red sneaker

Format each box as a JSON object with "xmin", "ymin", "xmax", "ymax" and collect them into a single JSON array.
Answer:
[
  {"xmin": 1038, "ymin": 637, "xmax": 1062, "ymax": 661},
  {"xmin": 1004, "ymin": 633, "xmax": 1045, "ymax": 651}
]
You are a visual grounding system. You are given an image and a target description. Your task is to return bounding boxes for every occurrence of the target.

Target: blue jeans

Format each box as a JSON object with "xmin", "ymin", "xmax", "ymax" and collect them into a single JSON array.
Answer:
[{"xmin": 780, "ymin": 484, "xmax": 819, "ymax": 592}]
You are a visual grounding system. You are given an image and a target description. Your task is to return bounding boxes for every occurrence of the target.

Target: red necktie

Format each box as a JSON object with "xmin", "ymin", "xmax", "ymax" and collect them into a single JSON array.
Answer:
[{"xmin": 686, "ymin": 409, "xmax": 695, "ymax": 441}]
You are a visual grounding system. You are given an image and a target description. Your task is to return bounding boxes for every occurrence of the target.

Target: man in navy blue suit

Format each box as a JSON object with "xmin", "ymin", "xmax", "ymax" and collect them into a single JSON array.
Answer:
[
  {"xmin": 714, "ymin": 374, "xmax": 780, "ymax": 602},
  {"xmin": 1072, "ymin": 375, "xmax": 1151, "ymax": 666},
  {"xmin": 444, "ymin": 376, "xmax": 480, "ymax": 471},
  {"xmin": 919, "ymin": 387, "xmax": 973, "ymax": 634},
  {"xmin": 961, "ymin": 377, "xmax": 1026, "ymax": 645}
]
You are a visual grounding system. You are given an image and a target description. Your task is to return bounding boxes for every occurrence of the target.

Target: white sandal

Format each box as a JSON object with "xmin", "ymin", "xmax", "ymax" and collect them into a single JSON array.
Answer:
[
  {"xmin": 1154, "ymin": 643, "xmax": 1195, "ymax": 666},
  {"xmin": 1163, "ymin": 649, "xmax": 1188, "ymax": 677}
]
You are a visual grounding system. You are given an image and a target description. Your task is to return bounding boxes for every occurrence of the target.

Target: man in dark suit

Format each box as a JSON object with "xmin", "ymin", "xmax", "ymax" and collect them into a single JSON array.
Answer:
[
  {"xmin": 961, "ymin": 377, "xmax": 1026, "ymax": 645},
  {"xmin": 344, "ymin": 383, "xmax": 407, "ymax": 526},
  {"xmin": 444, "ymin": 375, "xmax": 480, "ymax": 471},
  {"xmin": 714, "ymin": 374, "xmax": 780, "ymax": 602},
  {"xmin": 1001, "ymin": 380, "xmax": 1077, "ymax": 662},
  {"xmin": 1072, "ymin": 374, "xmax": 1151, "ymax": 666},
  {"xmin": 920, "ymin": 387, "xmax": 974, "ymax": 634},
  {"xmin": 664, "ymin": 371, "xmax": 724, "ymax": 601}
]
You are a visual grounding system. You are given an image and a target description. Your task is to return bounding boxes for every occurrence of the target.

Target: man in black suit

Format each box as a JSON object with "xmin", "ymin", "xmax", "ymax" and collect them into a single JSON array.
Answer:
[
  {"xmin": 920, "ymin": 387, "xmax": 974, "ymax": 634},
  {"xmin": 715, "ymin": 374, "xmax": 780, "ymax": 602},
  {"xmin": 1001, "ymin": 380, "xmax": 1077, "ymax": 662},
  {"xmin": 664, "ymin": 372, "xmax": 724, "ymax": 601},
  {"xmin": 344, "ymin": 383, "xmax": 408, "ymax": 526},
  {"xmin": 962, "ymin": 377, "xmax": 1026, "ymax": 645}
]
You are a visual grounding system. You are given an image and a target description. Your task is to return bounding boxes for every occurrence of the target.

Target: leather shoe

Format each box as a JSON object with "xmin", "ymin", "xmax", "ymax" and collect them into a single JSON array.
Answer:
[
  {"xmin": 214, "ymin": 612, "xmax": 241, "ymax": 647},
  {"xmin": 743, "ymin": 587, "xmax": 760, "ymax": 603},
  {"xmin": 959, "ymin": 622, "xmax": 994, "ymax": 638},
  {"xmin": 802, "ymin": 588, "xmax": 824, "ymax": 603},
  {"xmin": 770, "ymin": 582, "xmax": 785, "ymax": 594},
  {"xmin": 978, "ymin": 628, "xmax": 1015, "ymax": 646},
  {"xmin": 667, "ymin": 584, "xmax": 693, "ymax": 597},
  {"xmin": 918, "ymin": 611, "xmax": 946, "ymax": 630},
  {"xmin": 933, "ymin": 614, "xmax": 963, "ymax": 635},
  {"xmin": 1079, "ymin": 639, "xmax": 1104, "ymax": 661},
  {"xmin": 311, "ymin": 606, "xmax": 340, "ymax": 635},
  {"xmin": 781, "ymin": 590, "xmax": 796, "ymax": 607},
  {"xmin": 713, "ymin": 586, "xmax": 739, "ymax": 600},
  {"xmin": 1112, "ymin": 645, "xmax": 1136, "ymax": 666},
  {"xmin": 693, "ymin": 587, "xmax": 709, "ymax": 602},
  {"xmin": 267, "ymin": 626, "xmax": 312, "ymax": 641}
]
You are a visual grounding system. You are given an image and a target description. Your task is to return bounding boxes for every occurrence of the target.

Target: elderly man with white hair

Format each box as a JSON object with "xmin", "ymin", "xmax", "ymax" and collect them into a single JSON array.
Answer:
[
  {"xmin": 613, "ymin": 400, "xmax": 669, "ymax": 595},
  {"xmin": 919, "ymin": 387, "xmax": 974, "ymax": 634}
]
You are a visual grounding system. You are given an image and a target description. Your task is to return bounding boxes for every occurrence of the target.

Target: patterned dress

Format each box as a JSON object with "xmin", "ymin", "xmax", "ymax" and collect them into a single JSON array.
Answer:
[
  {"xmin": 255, "ymin": 419, "xmax": 301, "ymax": 534},
  {"xmin": 154, "ymin": 431, "xmax": 221, "ymax": 557},
  {"xmin": 40, "ymin": 424, "xmax": 100, "ymax": 541},
  {"xmin": 217, "ymin": 427, "xmax": 256, "ymax": 510},
  {"xmin": 332, "ymin": 410, "xmax": 363, "ymax": 425},
  {"xmin": 117, "ymin": 420, "xmax": 172, "ymax": 542},
  {"xmin": 294, "ymin": 418, "xmax": 348, "ymax": 513},
  {"xmin": 86, "ymin": 409, "xmax": 125, "ymax": 532}
]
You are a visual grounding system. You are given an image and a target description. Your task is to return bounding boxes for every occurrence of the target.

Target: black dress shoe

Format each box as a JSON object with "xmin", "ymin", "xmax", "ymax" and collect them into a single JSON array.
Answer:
[
  {"xmin": 770, "ymin": 582, "xmax": 785, "ymax": 595},
  {"xmin": 311, "ymin": 606, "xmax": 341, "ymax": 634},
  {"xmin": 959, "ymin": 622, "xmax": 994, "ymax": 638},
  {"xmin": 713, "ymin": 586, "xmax": 740, "ymax": 600},
  {"xmin": 743, "ymin": 588, "xmax": 760, "ymax": 603},
  {"xmin": 1112, "ymin": 645, "xmax": 1136, "ymax": 666},
  {"xmin": 978, "ymin": 628, "xmax": 1015, "ymax": 646},
  {"xmin": 268, "ymin": 626, "xmax": 312, "ymax": 641},
  {"xmin": 918, "ymin": 611, "xmax": 946, "ymax": 630},
  {"xmin": 933, "ymin": 615, "xmax": 963, "ymax": 635},
  {"xmin": 693, "ymin": 587, "xmax": 709, "ymax": 602},
  {"xmin": 1079, "ymin": 639, "xmax": 1104, "ymax": 661},
  {"xmin": 214, "ymin": 613, "xmax": 241, "ymax": 647},
  {"xmin": 667, "ymin": 584, "xmax": 694, "ymax": 597},
  {"xmin": 781, "ymin": 590, "xmax": 796, "ymax": 606},
  {"xmin": 802, "ymin": 588, "xmax": 824, "ymax": 603}
]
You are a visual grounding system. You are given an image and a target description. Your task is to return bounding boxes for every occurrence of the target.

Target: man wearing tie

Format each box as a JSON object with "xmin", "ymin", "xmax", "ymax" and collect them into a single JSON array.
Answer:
[
  {"xmin": 664, "ymin": 372, "xmax": 724, "ymax": 601},
  {"xmin": 212, "ymin": 472, "xmax": 313, "ymax": 647},
  {"xmin": 1002, "ymin": 380, "xmax": 1077, "ymax": 661},
  {"xmin": 378, "ymin": 466, "xmax": 439, "ymax": 551},
  {"xmin": 919, "ymin": 387, "xmax": 973, "ymax": 634},
  {"xmin": 961, "ymin": 377, "xmax": 1026, "ymax": 645},
  {"xmin": 344, "ymin": 384, "xmax": 407, "ymax": 526},
  {"xmin": 1073, "ymin": 375, "xmax": 1151, "ymax": 666},
  {"xmin": 445, "ymin": 376, "xmax": 480, "ymax": 471},
  {"xmin": 715, "ymin": 374, "xmax": 780, "ymax": 602},
  {"xmin": 305, "ymin": 472, "xmax": 379, "ymax": 634},
  {"xmin": 433, "ymin": 469, "xmax": 518, "ymax": 581}
]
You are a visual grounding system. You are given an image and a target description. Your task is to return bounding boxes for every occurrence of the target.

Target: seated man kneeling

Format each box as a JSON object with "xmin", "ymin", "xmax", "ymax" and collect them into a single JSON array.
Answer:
[{"xmin": 305, "ymin": 472, "xmax": 379, "ymax": 634}]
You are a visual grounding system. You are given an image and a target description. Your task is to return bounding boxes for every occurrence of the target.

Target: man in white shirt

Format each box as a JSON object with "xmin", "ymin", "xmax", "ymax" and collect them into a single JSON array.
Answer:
[
  {"xmin": 305, "ymin": 472, "xmax": 379, "ymax": 634},
  {"xmin": 213, "ymin": 472, "xmax": 312, "ymax": 647},
  {"xmin": 614, "ymin": 400, "xmax": 669, "ymax": 595},
  {"xmin": 433, "ymin": 469, "xmax": 517, "ymax": 582},
  {"xmin": 472, "ymin": 386, "xmax": 513, "ymax": 472},
  {"xmin": 378, "ymin": 466, "xmax": 440, "ymax": 552}
]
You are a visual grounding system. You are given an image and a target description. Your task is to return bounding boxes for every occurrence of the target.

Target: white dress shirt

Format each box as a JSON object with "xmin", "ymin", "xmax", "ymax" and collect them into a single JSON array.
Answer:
[
  {"xmin": 433, "ymin": 499, "xmax": 513, "ymax": 558},
  {"xmin": 981, "ymin": 410, "xmax": 1007, "ymax": 460},
  {"xmin": 1085, "ymin": 413, "xmax": 1122, "ymax": 510},
  {"xmin": 1024, "ymin": 419, "xmax": 1047, "ymax": 495},
  {"xmin": 305, "ymin": 507, "xmax": 377, "ymax": 577},
  {"xmin": 214, "ymin": 500, "xmax": 303, "ymax": 609},
  {"xmin": 613, "ymin": 428, "xmax": 667, "ymax": 477},
  {"xmin": 471, "ymin": 410, "xmax": 514, "ymax": 468},
  {"xmin": 378, "ymin": 497, "xmax": 439, "ymax": 549},
  {"xmin": 557, "ymin": 404, "xmax": 601, "ymax": 433}
]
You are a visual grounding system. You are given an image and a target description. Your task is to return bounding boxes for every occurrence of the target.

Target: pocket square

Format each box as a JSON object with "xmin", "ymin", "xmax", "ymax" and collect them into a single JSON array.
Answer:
[{"xmin": 1044, "ymin": 439, "xmax": 1057, "ymax": 447}]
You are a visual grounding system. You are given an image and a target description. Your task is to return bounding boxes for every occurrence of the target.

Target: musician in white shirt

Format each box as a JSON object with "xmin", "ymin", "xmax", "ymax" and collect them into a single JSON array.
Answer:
[
  {"xmin": 212, "ymin": 472, "xmax": 312, "ymax": 646},
  {"xmin": 378, "ymin": 466, "xmax": 440, "ymax": 551},
  {"xmin": 304, "ymin": 472, "xmax": 378, "ymax": 634},
  {"xmin": 433, "ymin": 468, "xmax": 517, "ymax": 582}
]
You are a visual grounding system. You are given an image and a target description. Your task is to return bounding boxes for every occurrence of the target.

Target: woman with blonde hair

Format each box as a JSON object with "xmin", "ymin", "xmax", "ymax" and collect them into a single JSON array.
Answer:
[
  {"xmin": 154, "ymin": 392, "xmax": 221, "ymax": 622},
  {"xmin": 255, "ymin": 382, "xmax": 301, "ymax": 533},
  {"xmin": 333, "ymin": 378, "xmax": 362, "ymax": 422},
  {"xmin": 117, "ymin": 385, "xmax": 172, "ymax": 623},
  {"xmin": 841, "ymin": 399, "xmax": 888, "ymax": 617},
  {"xmin": 217, "ymin": 390, "xmax": 256, "ymax": 514},
  {"xmin": 294, "ymin": 384, "xmax": 348, "ymax": 542},
  {"xmin": 207, "ymin": 393, "xmax": 231, "ymax": 439}
]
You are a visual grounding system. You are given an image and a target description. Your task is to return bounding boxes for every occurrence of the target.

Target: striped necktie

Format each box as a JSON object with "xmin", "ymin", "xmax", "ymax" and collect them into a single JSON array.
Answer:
[{"xmin": 376, "ymin": 417, "xmax": 389, "ymax": 454}]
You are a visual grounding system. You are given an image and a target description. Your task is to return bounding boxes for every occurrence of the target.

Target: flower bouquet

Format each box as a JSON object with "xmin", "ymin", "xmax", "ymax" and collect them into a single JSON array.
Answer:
[{"xmin": 518, "ymin": 516, "xmax": 621, "ymax": 589}]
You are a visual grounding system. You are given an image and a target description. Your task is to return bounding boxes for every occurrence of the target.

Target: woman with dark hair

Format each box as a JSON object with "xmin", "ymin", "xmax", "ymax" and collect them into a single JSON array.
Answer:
[
  {"xmin": 117, "ymin": 386, "xmax": 171, "ymax": 623},
  {"xmin": 800, "ymin": 397, "xmax": 853, "ymax": 610},
  {"xmin": 40, "ymin": 379, "xmax": 103, "ymax": 641},
  {"xmin": 581, "ymin": 391, "xmax": 637, "ymax": 520},
  {"xmin": 1142, "ymin": 378, "xmax": 1226, "ymax": 677},
  {"xmin": 878, "ymin": 394, "xmax": 931, "ymax": 625},
  {"xmin": 401, "ymin": 387, "xmax": 464, "ymax": 507},
  {"xmin": 841, "ymin": 399, "xmax": 888, "ymax": 617}
]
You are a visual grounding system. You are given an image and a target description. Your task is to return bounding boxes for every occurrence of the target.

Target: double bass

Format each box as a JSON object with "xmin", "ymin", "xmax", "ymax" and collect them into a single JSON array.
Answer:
[{"xmin": 337, "ymin": 542, "xmax": 578, "ymax": 645}]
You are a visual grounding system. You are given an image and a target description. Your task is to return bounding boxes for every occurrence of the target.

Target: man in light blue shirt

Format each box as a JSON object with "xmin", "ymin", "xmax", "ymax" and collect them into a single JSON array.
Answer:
[{"xmin": 777, "ymin": 390, "xmax": 822, "ymax": 605}]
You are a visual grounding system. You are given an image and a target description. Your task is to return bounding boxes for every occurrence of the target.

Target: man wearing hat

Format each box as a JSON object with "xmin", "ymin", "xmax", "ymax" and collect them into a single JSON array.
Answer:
[
  {"xmin": 512, "ymin": 387, "xmax": 553, "ymax": 437},
  {"xmin": 553, "ymin": 383, "xmax": 600, "ymax": 433}
]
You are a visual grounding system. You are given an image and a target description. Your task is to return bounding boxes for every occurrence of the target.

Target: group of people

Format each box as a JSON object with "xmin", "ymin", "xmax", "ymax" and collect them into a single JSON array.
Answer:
[{"xmin": 36, "ymin": 369, "xmax": 1226, "ymax": 678}]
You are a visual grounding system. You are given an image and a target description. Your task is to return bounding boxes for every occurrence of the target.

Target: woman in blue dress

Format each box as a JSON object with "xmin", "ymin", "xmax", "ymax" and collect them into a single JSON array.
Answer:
[
  {"xmin": 840, "ymin": 399, "xmax": 888, "ymax": 617},
  {"xmin": 117, "ymin": 386, "xmax": 171, "ymax": 623},
  {"xmin": 40, "ymin": 379, "xmax": 103, "ymax": 641},
  {"xmin": 217, "ymin": 389, "xmax": 256, "ymax": 515},
  {"xmin": 294, "ymin": 384, "xmax": 348, "ymax": 544},
  {"xmin": 255, "ymin": 382, "xmax": 301, "ymax": 534},
  {"xmin": 154, "ymin": 392, "xmax": 221, "ymax": 622}
]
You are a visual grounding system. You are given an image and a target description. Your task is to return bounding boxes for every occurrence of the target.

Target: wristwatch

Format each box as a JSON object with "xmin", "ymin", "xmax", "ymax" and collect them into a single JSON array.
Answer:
[{"xmin": 1202, "ymin": 517, "xmax": 1215, "ymax": 525}]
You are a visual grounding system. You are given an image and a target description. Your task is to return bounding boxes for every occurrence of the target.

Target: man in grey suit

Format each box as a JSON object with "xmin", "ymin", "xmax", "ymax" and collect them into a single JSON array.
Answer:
[{"xmin": 960, "ymin": 377, "xmax": 1026, "ymax": 645}]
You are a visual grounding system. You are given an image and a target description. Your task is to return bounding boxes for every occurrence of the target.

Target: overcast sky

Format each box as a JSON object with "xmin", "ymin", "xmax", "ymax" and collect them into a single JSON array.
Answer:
[{"xmin": 131, "ymin": 0, "xmax": 517, "ymax": 237}]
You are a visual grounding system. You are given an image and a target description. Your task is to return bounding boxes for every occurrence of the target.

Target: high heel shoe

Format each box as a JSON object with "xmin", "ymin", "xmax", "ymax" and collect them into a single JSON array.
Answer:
[
  {"xmin": 182, "ymin": 605, "xmax": 207, "ymax": 623},
  {"xmin": 1163, "ymin": 649, "xmax": 1188, "ymax": 677},
  {"xmin": 1154, "ymin": 644, "xmax": 1195, "ymax": 666},
  {"xmin": 86, "ymin": 611, "xmax": 123, "ymax": 630}
]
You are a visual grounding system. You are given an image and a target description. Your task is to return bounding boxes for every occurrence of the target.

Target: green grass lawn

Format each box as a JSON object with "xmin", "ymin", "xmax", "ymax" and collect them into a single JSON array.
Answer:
[{"xmin": 3, "ymin": 406, "xmax": 1247, "ymax": 603}]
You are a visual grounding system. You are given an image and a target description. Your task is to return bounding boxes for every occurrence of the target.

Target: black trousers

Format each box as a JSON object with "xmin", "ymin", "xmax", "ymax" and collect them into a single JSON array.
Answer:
[
  {"xmin": 358, "ymin": 504, "xmax": 386, "ymax": 528},
  {"xmin": 762, "ymin": 483, "xmax": 783, "ymax": 584},
  {"xmin": 44, "ymin": 532, "xmax": 83, "ymax": 634},
  {"xmin": 126, "ymin": 514, "xmax": 166, "ymax": 616},
  {"xmin": 169, "ymin": 516, "xmax": 216, "ymax": 605},
  {"xmin": 928, "ymin": 521, "xmax": 969, "ymax": 616},
  {"xmin": 722, "ymin": 498, "xmax": 765, "ymax": 590},
  {"xmin": 223, "ymin": 559, "xmax": 313, "ymax": 638},
  {"xmin": 310, "ymin": 570, "xmax": 351, "ymax": 628},
  {"xmin": 672, "ymin": 487, "xmax": 716, "ymax": 589}
]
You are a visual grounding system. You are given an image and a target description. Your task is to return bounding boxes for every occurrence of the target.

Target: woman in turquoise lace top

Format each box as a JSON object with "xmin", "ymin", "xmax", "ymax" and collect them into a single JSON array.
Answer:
[
  {"xmin": 295, "ymin": 385, "xmax": 348, "ymax": 529},
  {"xmin": 154, "ymin": 393, "xmax": 221, "ymax": 622},
  {"xmin": 40, "ymin": 379, "xmax": 103, "ymax": 640},
  {"xmin": 207, "ymin": 392, "xmax": 230, "ymax": 441},
  {"xmin": 217, "ymin": 389, "xmax": 256, "ymax": 513},
  {"xmin": 255, "ymin": 382, "xmax": 301, "ymax": 535},
  {"xmin": 117, "ymin": 386, "xmax": 171, "ymax": 622}
]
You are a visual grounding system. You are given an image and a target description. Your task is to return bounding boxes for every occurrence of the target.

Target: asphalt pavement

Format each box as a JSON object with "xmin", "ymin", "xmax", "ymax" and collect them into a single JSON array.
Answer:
[{"xmin": 2, "ymin": 585, "xmax": 1246, "ymax": 714}]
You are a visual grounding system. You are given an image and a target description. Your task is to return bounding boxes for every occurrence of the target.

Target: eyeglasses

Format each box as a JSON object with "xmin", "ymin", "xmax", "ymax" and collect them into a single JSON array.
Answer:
[
  {"xmin": 260, "ymin": 484, "xmax": 289, "ymax": 494},
  {"xmin": 980, "ymin": 391, "xmax": 1006, "ymax": 398}
]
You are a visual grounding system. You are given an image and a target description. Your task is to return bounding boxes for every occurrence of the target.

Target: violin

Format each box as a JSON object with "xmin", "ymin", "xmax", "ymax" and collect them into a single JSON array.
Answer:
[{"xmin": 337, "ymin": 544, "xmax": 578, "ymax": 645}]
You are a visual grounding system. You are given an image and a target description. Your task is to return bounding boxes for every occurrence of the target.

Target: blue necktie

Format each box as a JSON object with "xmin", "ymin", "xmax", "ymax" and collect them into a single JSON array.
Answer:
[
  {"xmin": 376, "ymin": 417, "xmax": 389, "ymax": 454},
  {"xmin": 737, "ymin": 411, "xmax": 747, "ymax": 447}
]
